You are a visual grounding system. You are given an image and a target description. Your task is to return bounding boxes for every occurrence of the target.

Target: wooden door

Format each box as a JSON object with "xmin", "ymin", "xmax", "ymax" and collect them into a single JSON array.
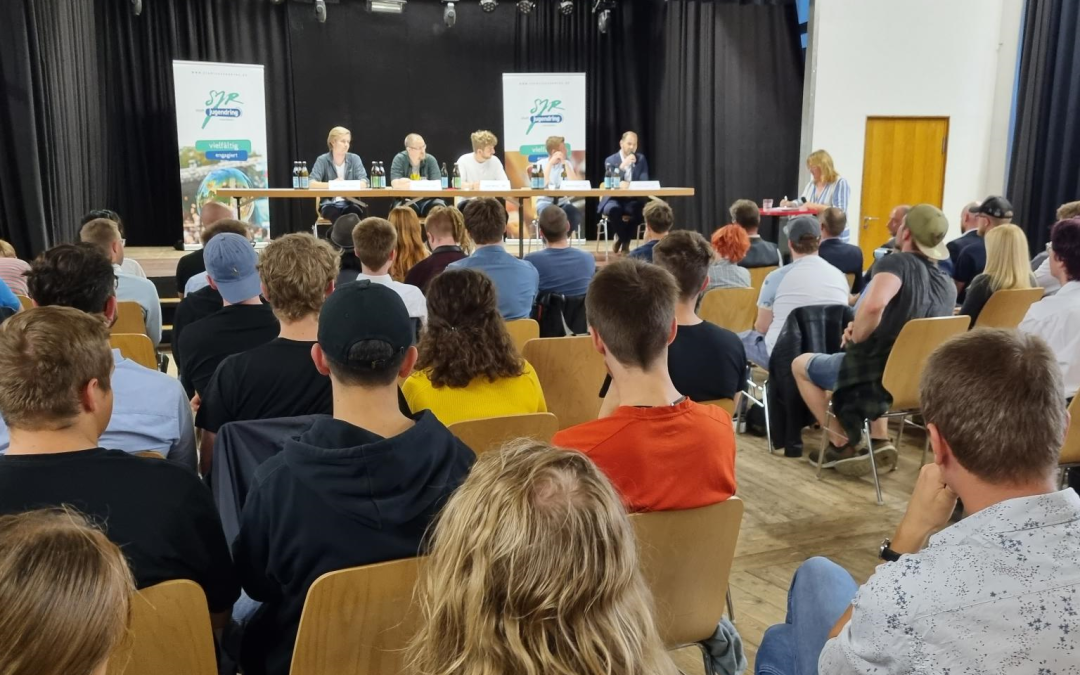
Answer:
[{"xmin": 858, "ymin": 117, "xmax": 949, "ymax": 268}]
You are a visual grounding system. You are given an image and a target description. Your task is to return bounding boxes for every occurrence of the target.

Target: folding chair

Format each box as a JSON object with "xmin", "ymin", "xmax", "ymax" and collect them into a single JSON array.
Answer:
[
  {"xmin": 595, "ymin": 215, "xmax": 610, "ymax": 261},
  {"xmin": 504, "ymin": 318, "xmax": 540, "ymax": 354},
  {"xmin": 448, "ymin": 412, "xmax": 559, "ymax": 455},
  {"xmin": 698, "ymin": 398, "xmax": 736, "ymax": 416},
  {"xmin": 747, "ymin": 265, "xmax": 778, "ymax": 294},
  {"xmin": 522, "ymin": 336, "xmax": 607, "ymax": 430},
  {"xmin": 105, "ymin": 580, "xmax": 216, "ymax": 675},
  {"xmin": 699, "ymin": 287, "xmax": 757, "ymax": 333},
  {"xmin": 111, "ymin": 333, "xmax": 157, "ymax": 370},
  {"xmin": 815, "ymin": 315, "xmax": 970, "ymax": 504},
  {"xmin": 112, "ymin": 301, "xmax": 148, "ymax": 335},
  {"xmin": 973, "ymin": 287, "xmax": 1045, "ymax": 329},
  {"xmin": 16, "ymin": 295, "xmax": 32, "ymax": 310},
  {"xmin": 1058, "ymin": 396, "xmax": 1080, "ymax": 489}
]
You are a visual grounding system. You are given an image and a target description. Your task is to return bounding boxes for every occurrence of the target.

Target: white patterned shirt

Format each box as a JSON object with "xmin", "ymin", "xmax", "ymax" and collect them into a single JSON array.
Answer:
[{"xmin": 820, "ymin": 488, "xmax": 1080, "ymax": 674}]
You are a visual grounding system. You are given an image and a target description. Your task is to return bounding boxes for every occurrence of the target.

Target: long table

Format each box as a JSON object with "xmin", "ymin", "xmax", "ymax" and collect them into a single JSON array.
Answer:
[{"xmin": 216, "ymin": 187, "xmax": 695, "ymax": 258}]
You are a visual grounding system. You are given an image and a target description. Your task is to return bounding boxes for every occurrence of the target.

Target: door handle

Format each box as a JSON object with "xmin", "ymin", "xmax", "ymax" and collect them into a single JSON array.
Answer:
[{"xmin": 861, "ymin": 216, "xmax": 879, "ymax": 231}]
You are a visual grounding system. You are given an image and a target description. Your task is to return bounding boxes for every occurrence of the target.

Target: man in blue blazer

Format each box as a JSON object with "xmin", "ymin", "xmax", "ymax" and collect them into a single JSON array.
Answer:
[{"xmin": 598, "ymin": 131, "xmax": 650, "ymax": 253}]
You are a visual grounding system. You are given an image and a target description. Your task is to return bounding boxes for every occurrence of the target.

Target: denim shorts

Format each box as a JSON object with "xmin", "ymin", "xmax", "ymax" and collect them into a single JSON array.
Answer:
[{"xmin": 806, "ymin": 352, "xmax": 845, "ymax": 391}]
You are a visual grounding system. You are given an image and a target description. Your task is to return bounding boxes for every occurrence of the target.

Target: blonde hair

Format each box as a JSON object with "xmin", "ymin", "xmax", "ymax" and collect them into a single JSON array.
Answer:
[
  {"xmin": 434, "ymin": 205, "xmax": 473, "ymax": 255},
  {"xmin": 257, "ymin": 233, "xmax": 339, "ymax": 322},
  {"xmin": 470, "ymin": 130, "xmax": 498, "ymax": 151},
  {"xmin": 982, "ymin": 224, "xmax": 1032, "ymax": 292},
  {"xmin": 408, "ymin": 441, "xmax": 677, "ymax": 675},
  {"xmin": 1057, "ymin": 200, "xmax": 1080, "ymax": 221},
  {"xmin": 388, "ymin": 207, "xmax": 430, "ymax": 282},
  {"xmin": 0, "ymin": 507, "xmax": 134, "ymax": 675},
  {"xmin": 0, "ymin": 240, "xmax": 17, "ymax": 258},
  {"xmin": 0, "ymin": 306, "xmax": 113, "ymax": 431},
  {"xmin": 545, "ymin": 135, "xmax": 566, "ymax": 154},
  {"xmin": 79, "ymin": 219, "xmax": 121, "ymax": 258},
  {"xmin": 807, "ymin": 149, "xmax": 839, "ymax": 184},
  {"xmin": 326, "ymin": 126, "xmax": 351, "ymax": 150}
]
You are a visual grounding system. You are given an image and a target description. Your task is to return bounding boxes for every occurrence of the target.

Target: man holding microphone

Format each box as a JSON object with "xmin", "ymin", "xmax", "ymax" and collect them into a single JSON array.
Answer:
[{"xmin": 599, "ymin": 131, "xmax": 650, "ymax": 254}]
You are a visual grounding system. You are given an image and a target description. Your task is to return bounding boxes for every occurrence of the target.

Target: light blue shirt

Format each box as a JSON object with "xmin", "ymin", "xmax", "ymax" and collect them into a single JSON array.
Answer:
[
  {"xmin": 114, "ymin": 264, "xmax": 163, "ymax": 346},
  {"xmin": 0, "ymin": 350, "xmax": 196, "ymax": 472},
  {"xmin": 524, "ymin": 246, "xmax": 595, "ymax": 296},
  {"xmin": 536, "ymin": 157, "xmax": 572, "ymax": 213},
  {"xmin": 448, "ymin": 246, "xmax": 539, "ymax": 320},
  {"xmin": 184, "ymin": 271, "xmax": 210, "ymax": 296},
  {"xmin": 0, "ymin": 278, "xmax": 19, "ymax": 312},
  {"xmin": 801, "ymin": 177, "xmax": 852, "ymax": 242}
]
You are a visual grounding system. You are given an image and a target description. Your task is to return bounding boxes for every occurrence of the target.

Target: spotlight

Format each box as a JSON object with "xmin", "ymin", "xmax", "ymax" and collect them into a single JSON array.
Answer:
[
  {"xmin": 314, "ymin": 0, "xmax": 327, "ymax": 22},
  {"xmin": 480, "ymin": 0, "xmax": 497, "ymax": 12},
  {"xmin": 131, "ymin": 0, "xmax": 143, "ymax": 16},
  {"xmin": 558, "ymin": 0, "xmax": 573, "ymax": 15},
  {"xmin": 516, "ymin": 0, "xmax": 535, "ymax": 14},
  {"xmin": 443, "ymin": 1, "xmax": 456, "ymax": 27}
]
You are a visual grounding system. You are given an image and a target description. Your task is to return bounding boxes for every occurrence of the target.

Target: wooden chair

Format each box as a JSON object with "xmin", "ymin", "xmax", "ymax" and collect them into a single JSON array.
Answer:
[
  {"xmin": 112, "ymin": 301, "xmax": 148, "ymax": 335},
  {"xmin": 748, "ymin": 265, "xmax": 778, "ymax": 294},
  {"xmin": 973, "ymin": 287, "xmax": 1045, "ymax": 329},
  {"xmin": 522, "ymin": 336, "xmax": 607, "ymax": 430},
  {"xmin": 111, "ymin": 333, "xmax": 157, "ymax": 370},
  {"xmin": 815, "ymin": 315, "xmax": 971, "ymax": 504},
  {"xmin": 106, "ymin": 580, "xmax": 216, "ymax": 675},
  {"xmin": 631, "ymin": 498, "xmax": 744, "ymax": 662},
  {"xmin": 504, "ymin": 318, "xmax": 540, "ymax": 354},
  {"xmin": 845, "ymin": 272, "xmax": 856, "ymax": 290},
  {"xmin": 135, "ymin": 451, "xmax": 167, "ymax": 460},
  {"xmin": 699, "ymin": 287, "xmax": 758, "ymax": 333},
  {"xmin": 1059, "ymin": 396, "xmax": 1080, "ymax": 488},
  {"xmin": 699, "ymin": 398, "xmax": 736, "ymax": 416},
  {"xmin": 290, "ymin": 557, "xmax": 420, "ymax": 675},
  {"xmin": 448, "ymin": 412, "xmax": 559, "ymax": 455},
  {"xmin": 16, "ymin": 295, "xmax": 32, "ymax": 310}
]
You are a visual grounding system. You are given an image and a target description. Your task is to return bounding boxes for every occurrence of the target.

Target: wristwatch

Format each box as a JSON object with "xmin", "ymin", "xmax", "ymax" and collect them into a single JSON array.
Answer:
[{"xmin": 878, "ymin": 538, "xmax": 902, "ymax": 562}]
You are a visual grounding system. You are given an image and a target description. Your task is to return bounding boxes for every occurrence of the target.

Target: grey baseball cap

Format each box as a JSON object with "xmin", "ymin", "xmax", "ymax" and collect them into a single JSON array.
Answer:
[{"xmin": 785, "ymin": 215, "xmax": 821, "ymax": 242}]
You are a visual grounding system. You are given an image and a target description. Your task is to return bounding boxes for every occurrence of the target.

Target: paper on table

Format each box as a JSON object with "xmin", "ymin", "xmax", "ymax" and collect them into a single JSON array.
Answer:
[
  {"xmin": 479, "ymin": 180, "xmax": 512, "ymax": 190},
  {"xmin": 629, "ymin": 180, "xmax": 661, "ymax": 190},
  {"xmin": 560, "ymin": 180, "xmax": 592, "ymax": 190},
  {"xmin": 409, "ymin": 180, "xmax": 443, "ymax": 190},
  {"xmin": 326, "ymin": 179, "xmax": 365, "ymax": 189}
]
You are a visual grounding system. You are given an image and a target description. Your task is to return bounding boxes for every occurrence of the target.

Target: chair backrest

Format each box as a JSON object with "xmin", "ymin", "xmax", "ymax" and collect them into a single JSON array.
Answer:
[
  {"xmin": 16, "ymin": 294, "xmax": 32, "ymax": 310},
  {"xmin": 845, "ymin": 272, "xmax": 856, "ymax": 290},
  {"xmin": 698, "ymin": 398, "xmax": 736, "ymax": 415},
  {"xmin": 522, "ymin": 336, "xmax": 607, "ymax": 430},
  {"xmin": 882, "ymin": 315, "xmax": 971, "ymax": 411},
  {"xmin": 448, "ymin": 412, "xmax": 560, "ymax": 455},
  {"xmin": 106, "ymin": 580, "xmax": 216, "ymax": 675},
  {"xmin": 973, "ymin": 287, "xmax": 1045, "ymax": 329},
  {"xmin": 1061, "ymin": 396, "xmax": 1080, "ymax": 467},
  {"xmin": 291, "ymin": 557, "xmax": 420, "ymax": 675},
  {"xmin": 699, "ymin": 287, "xmax": 758, "ymax": 333},
  {"xmin": 135, "ymin": 450, "xmax": 167, "ymax": 460},
  {"xmin": 748, "ymin": 265, "xmax": 778, "ymax": 293},
  {"xmin": 505, "ymin": 318, "xmax": 540, "ymax": 353},
  {"xmin": 112, "ymin": 301, "xmax": 148, "ymax": 335},
  {"xmin": 111, "ymin": 333, "xmax": 157, "ymax": 370},
  {"xmin": 631, "ymin": 498, "xmax": 744, "ymax": 648}
]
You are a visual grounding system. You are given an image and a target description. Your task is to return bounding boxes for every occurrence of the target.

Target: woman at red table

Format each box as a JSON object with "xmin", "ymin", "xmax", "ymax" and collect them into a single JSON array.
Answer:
[{"xmin": 782, "ymin": 149, "xmax": 852, "ymax": 242}]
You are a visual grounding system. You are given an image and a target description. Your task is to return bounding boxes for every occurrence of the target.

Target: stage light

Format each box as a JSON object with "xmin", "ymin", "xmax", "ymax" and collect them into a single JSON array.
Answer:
[
  {"xmin": 314, "ymin": 0, "xmax": 327, "ymax": 22},
  {"xmin": 559, "ymin": 0, "xmax": 574, "ymax": 16},
  {"xmin": 131, "ymin": 0, "xmax": 143, "ymax": 16},
  {"xmin": 480, "ymin": 0, "xmax": 497, "ymax": 12},
  {"xmin": 368, "ymin": 0, "xmax": 406, "ymax": 12},
  {"xmin": 593, "ymin": 0, "xmax": 615, "ymax": 33},
  {"xmin": 517, "ymin": 0, "xmax": 535, "ymax": 14},
  {"xmin": 443, "ymin": 1, "xmax": 457, "ymax": 27}
]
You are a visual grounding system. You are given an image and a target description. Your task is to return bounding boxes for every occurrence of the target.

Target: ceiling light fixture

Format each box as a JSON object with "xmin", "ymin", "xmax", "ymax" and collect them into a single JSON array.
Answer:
[
  {"xmin": 559, "ymin": 0, "xmax": 574, "ymax": 16},
  {"xmin": 517, "ymin": 0, "xmax": 535, "ymax": 14},
  {"xmin": 480, "ymin": 0, "xmax": 498, "ymax": 12}
]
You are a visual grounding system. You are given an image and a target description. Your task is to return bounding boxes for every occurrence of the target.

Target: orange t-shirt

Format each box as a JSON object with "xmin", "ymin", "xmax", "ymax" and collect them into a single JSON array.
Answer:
[{"xmin": 552, "ymin": 398, "xmax": 736, "ymax": 513}]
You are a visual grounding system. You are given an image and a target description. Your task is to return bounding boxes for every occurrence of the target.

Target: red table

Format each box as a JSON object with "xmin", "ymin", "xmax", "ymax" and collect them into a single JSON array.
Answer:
[{"xmin": 759, "ymin": 208, "xmax": 816, "ymax": 252}]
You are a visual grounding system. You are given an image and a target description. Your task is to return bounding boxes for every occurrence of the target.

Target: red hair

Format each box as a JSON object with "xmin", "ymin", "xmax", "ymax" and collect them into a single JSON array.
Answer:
[{"xmin": 711, "ymin": 224, "xmax": 751, "ymax": 263}]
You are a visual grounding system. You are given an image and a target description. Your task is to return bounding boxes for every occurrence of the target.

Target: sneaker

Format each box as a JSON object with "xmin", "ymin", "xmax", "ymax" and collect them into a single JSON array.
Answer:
[
  {"xmin": 834, "ymin": 443, "xmax": 899, "ymax": 477},
  {"xmin": 806, "ymin": 443, "xmax": 858, "ymax": 468}
]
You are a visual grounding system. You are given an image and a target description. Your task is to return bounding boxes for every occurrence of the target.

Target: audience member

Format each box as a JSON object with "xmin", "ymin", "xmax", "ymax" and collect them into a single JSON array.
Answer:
[
  {"xmin": 627, "ymin": 200, "xmax": 674, "ymax": 263},
  {"xmin": 1020, "ymin": 218, "xmax": 1080, "ymax": 400},
  {"xmin": 232, "ymin": 281, "xmax": 473, "ymax": 675},
  {"xmin": 81, "ymin": 209, "xmax": 147, "ymax": 279},
  {"xmin": 0, "ymin": 243, "xmax": 196, "ymax": 469},
  {"xmin": 0, "ymin": 239, "xmax": 31, "ymax": 296},
  {"xmin": 351, "ymin": 217, "xmax": 428, "ymax": 323},
  {"xmin": 402, "ymin": 269, "xmax": 546, "ymax": 425},
  {"xmin": 1032, "ymin": 200, "xmax": 1080, "ymax": 296},
  {"xmin": 946, "ymin": 201, "xmax": 981, "ymax": 267},
  {"xmin": 600, "ymin": 231, "xmax": 745, "ymax": 407},
  {"xmin": 878, "ymin": 204, "xmax": 911, "ymax": 250},
  {"xmin": 403, "ymin": 205, "xmax": 467, "ymax": 293},
  {"xmin": 408, "ymin": 441, "xmax": 678, "ymax": 675},
  {"xmin": 0, "ymin": 307, "xmax": 238, "ymax": 625},
  {"xmin": 524, "ymin": 203, "xmax": 596, "ymax": 296},
  {"xmin": 79, "ymin": 218, "xmax": 162, "ymax": 346},
  {"xmin": 176, "ymin": 233, "xmax": 279, "ymax": 399},
  {"xmin": 732, "ymin": 199, "xmax": 781, "ymax": 268},
  {"xmin": 553, "ymin": 259, "xmax": 736, "ymax": 512},
  {"xmin": 0, "ymin": 278, "xmax": 20, "ymax": 314},
  {"xmin": 818, "ymin": 207, "xmax": 865, "ymax": 293},
  {"xmin": 387, "ymin": 206, "xmax": 430, "ymax": 282},
  {"xmin": 794, "ymin": 205, "xmax": 955, "ymax": 474},
  {"xmin": 958, "ymin": 224, "xmax": 1034, "ymax": 323},
  {"xmin": 739, "ymin": 216, "xmax": 849, "ymax": 369},
  {"xmin": 758, "ymin": 329, "xmax": 1079, "ymax": 675},
  {"xmin": 325, "ymin": 212, "xmax": 362, "ymax": 286},
  {"xmin": 196, "ymin": 234, "xmax": 338, "ymax": 473},
  {"xmin": 0, "ymin": 508, "xmax": 135, "ymax": 675},
  {"xmin": 448, "ymin": 198, "xmax": 538, "ymax": 320},
  {"xmin": 706, "ymin": 224, "xmax": 752, "ymax": 290},
  {"xmin": 953, "ymin": 196, "xmax": 1014, "ymax": 301},
  {"xmin": 175, "ymin": 201, "xmax": 234, "ymax": 296}
]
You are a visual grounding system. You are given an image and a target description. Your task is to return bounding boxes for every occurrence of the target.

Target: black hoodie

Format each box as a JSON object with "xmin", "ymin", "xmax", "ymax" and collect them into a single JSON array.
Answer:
[{"xmin": 232, "ymin": 411, "xmax": 474, "ymax": 675}]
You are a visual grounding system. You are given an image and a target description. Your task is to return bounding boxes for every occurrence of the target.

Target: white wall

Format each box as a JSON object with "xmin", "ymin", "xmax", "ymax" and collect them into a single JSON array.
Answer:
[{"xmin": 801, "ymin": 0, "xmax": 1023, "ymax": 244}]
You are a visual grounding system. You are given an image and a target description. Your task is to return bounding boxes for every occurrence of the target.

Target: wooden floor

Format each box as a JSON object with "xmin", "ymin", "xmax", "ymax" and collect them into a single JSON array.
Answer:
[{"xmin": 671, "ymin": 423, "xmax": 921, "ymax": 673}]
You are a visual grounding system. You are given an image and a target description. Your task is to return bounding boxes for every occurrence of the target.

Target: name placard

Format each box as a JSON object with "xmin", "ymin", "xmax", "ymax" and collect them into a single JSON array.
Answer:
[
  {"xmin": 559, "ymin": 180, "xmax": 593, "ymax": 190},
  {"xmin": 479, "ymin": 180, "xmax": 512, "ymax": 190},
  {"xmin": 409, "ymin": 180, "xmax": 443, "ymax": 190},
  {"xmin": 326, "ymin": 180, "xmax": 365, "ymax": 190},
  {"xmin": 629, "ymin": 180, "xmax": 662, "ymax": 190}
]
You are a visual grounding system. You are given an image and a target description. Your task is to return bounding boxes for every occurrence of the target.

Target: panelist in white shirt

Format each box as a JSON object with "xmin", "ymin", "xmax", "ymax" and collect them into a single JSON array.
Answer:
[{"xmin": 455, "ymin": 130, "xmax": 508, "ymax": 189}]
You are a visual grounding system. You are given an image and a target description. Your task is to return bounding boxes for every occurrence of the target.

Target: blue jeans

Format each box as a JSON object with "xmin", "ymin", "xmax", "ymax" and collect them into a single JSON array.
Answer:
[{"xmin": 755, "ymin": 557, "xmax": 858, "ymax": 675}]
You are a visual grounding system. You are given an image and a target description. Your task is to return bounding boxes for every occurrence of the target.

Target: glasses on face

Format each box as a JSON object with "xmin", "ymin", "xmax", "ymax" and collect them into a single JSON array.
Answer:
[
  {"xmin": 408, "ymin": 145, "xmax": 427, "ymax": 152},
  {"xmin": 119, "ymin": 238, "xmax": 126, "ymax": 247}
]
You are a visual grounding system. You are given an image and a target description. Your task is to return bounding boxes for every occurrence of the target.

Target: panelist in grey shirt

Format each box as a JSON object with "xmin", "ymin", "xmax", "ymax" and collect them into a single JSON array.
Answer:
[{"xmin": 756, "ymin": 329, "xmax": 1080, "ymax": 675}]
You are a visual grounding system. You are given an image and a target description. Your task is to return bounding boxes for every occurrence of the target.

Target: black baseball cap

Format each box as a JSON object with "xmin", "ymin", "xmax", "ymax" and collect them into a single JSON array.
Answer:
[
  {"xmin": 318, "ymin": 280, "xmax": 415, "ymax": 366},
  {"xmin": 973, "ymin": 196, "xmax": 1013, "ymax": 219},
  {"xmin": 329, "ymin": 213, "xmax": 360, "ymax": 251}
]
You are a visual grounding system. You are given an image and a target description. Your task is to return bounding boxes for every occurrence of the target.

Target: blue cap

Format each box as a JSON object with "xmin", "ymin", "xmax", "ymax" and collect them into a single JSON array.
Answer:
[{"xmin": 204, "ymin": 233, "xmax": 261, "ymax": 303}]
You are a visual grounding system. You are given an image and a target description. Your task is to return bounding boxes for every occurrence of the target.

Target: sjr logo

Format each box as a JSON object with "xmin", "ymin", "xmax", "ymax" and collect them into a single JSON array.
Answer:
[
  {"xmin": 527, "ymin": 98, "xmax": 565, "ymax": 134},
  {"xmin": 202, "ymin": 90, "xmax": 244, "ymax": 129}
]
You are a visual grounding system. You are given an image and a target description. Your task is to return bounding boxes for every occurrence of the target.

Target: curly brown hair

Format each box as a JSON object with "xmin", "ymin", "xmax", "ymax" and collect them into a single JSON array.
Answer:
[{"xmin": 415, "ymin": 268, "xmax": 524, "ymax": 388}]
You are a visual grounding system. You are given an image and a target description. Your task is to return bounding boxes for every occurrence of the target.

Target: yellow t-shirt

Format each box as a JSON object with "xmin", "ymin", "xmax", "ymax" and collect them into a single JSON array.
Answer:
[{"xmin": 402, "ymin": 361, "xmax": 547, "ymax": 426}]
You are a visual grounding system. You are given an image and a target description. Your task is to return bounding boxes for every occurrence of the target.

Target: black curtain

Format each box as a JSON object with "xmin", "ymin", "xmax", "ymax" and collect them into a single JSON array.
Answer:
[
  {"xmin": 1007, "ymin": 0, "xmax": 1080, "ymax": 255},
  {"xmin": 654, "ymin": 0, "xmax": 803, "ymax": 235}
]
